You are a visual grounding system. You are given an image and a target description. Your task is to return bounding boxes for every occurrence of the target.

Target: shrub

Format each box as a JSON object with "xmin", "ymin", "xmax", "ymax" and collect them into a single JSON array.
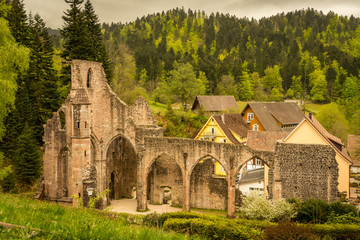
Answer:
[
  {"xmin": 143, "ymin": 211, "xmax": 202, "ymax": 228},
  {"xmin": 326, "ymin": 212, "xmax": 360, "ymax": 225},
  {"xmin": 295, "ymin": 199, "xmax": 357, "ymax": 224},
  {"xmin": 350, "ymin": 182, "xmax": 359, "ymax": 188},
  {"xmin": 163, "ymin": 218, "xmax": 263, "ymax": 240},
  {"xmin": 313, "ymin": 224, "xmax": 360, "ymax": 240},
  {"xmin": 240, "ymin": 191, "xmax": 297, "ymax": 222},
  {"xmin": 295, "ymin": 199, "xmax": 331, "ymax": 223},
  {"xmin": 264, "ymin": 221, "xmax": 318, "ymax": 240}
]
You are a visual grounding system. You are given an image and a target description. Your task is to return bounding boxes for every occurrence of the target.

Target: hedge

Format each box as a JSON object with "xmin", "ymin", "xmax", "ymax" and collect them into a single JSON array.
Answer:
[
  {"xmin": 312, "ymin": 224, "xmax": 360, "ymax": 240},
  {"xmin": 163, "ymin": 218, "xmax": 263, "ymax": 240}
]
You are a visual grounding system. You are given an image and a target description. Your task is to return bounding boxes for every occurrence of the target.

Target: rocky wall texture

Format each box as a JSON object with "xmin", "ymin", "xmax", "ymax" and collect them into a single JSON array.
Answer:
[
  {"xmin": 268, "ymin": 143, "xmax": 338, "ymax": 202},
  {"xmin": 147, "ymin": 155, "xmax": 183, "ymax": 207},
  {"xmin": 190, "ymin": 159, "xmax": 228, "ymax": 210}
]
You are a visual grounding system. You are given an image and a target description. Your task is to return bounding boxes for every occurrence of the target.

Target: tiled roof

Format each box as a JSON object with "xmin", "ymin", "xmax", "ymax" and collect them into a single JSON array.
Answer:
[
  {"xmin": 244, "ymin": 102, "xmax": 304, "ymax": 131},
  {"xmin": 306, "ymin": 115, "xmax": 352, "ymax": 163},
  {"xmin": 238, "ymin": 168, "xmax": 264, "ymax": 184},
  {"xmin": 213, "ymin": 113, "xmax": 250, "ymax": 144},
  {"xmin": 191, "ymin": 95, "xmax": 238, "ymax": 112},
  {"xmin": 246, "ymin": 131, "xmax": 289, "ymax": 151},
  {"xmin": 348, "ymin": 135, "xmax": 360, "ymax": 167}
]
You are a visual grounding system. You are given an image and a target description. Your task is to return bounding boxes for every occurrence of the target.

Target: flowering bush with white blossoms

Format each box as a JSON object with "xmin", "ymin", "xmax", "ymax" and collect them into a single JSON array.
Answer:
[{"xmin": 240, "ymin": 191, "xmax": 297, "ymax": 222}]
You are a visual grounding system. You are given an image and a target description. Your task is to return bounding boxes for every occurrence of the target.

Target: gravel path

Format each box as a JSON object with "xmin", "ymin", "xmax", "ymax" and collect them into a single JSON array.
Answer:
[{"xmin": 109, "ymin": 199, "xmax": 182, "ymax": 215}]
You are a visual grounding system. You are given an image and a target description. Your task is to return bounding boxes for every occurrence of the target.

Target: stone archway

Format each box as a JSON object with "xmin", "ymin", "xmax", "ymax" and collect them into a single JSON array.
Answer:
[
  {"xmin": 190, "ymin": 156, "xmax": 228, "ymax": 210},
  {"xmin": 106, "ymin": 135, "xmax": 137, "ymax": 201},
  {"xmin": 146, "ymin": 154, "xmax": 183, "ymax": 207}
]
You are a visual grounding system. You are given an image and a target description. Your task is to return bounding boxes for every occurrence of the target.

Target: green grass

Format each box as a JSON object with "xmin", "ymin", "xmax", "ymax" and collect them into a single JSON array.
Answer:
[
  {"xmin": 304, "ymin": 103, "xmax": 330, "ymax": 115},
  {"xmin": 0, "ymin": 194, "xmax": 198, "ymax": 239},
  {"xmin": 236, "ymin": 101, "xmax": 247, "ymax": 113},
  {"xmin": 148, "ymin": 100, "xmax": 168, "ymax": 116}
]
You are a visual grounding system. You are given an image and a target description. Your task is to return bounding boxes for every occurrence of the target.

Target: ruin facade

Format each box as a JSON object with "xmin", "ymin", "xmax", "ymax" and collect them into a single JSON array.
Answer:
[{"xmin": 41, "ymin": 60, "xmax": 339, "ymax": 217}]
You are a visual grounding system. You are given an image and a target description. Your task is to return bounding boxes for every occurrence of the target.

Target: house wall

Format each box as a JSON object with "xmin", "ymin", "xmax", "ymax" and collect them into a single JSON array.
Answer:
[
  {"xmin": 242, "ymin": 107, "xmax": 265, "ymax": 131},
  {"xmin": 238, "ymin": 180, "xmax": 264, "ymax": 195},
  {"xmin": 284, "ymin": 120, "xmax": 350, "ymax": 197},
  {"xmin": 195, "ymin": 116, "xmax": 228, "ymax": 176}
]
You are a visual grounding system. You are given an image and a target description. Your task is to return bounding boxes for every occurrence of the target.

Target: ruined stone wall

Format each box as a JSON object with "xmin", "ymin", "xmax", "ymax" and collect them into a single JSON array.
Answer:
[
  {"xmin": 268, "ymin": 143, "xmax": 338, "ymax": 202},
  {"xmin": 190, "ymin": 159, "xmax": 228, "ymax": 210},
  {"xmin": 147, "ymin": 155, "xmax": 183, "ymax": 207}
]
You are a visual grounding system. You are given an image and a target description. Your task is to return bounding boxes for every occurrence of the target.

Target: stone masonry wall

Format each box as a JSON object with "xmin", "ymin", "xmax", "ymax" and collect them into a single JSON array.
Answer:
[
  {"xmin": 147, "ymin": 155, "xmax": 183, "ymax": 207},
  {"xmin": 190, "ymin": 159, "xmax": 228, "ymax": 210},
  {"xmin": 269, "ymin": 143, "xmax": 338, "ymax": 202}
]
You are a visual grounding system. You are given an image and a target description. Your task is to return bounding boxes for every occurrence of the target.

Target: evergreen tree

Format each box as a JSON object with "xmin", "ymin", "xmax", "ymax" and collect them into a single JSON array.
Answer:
[
  {"xmin": 27, "ymin": 13, "xmax": 61, "ymax": 143},
  {"xmin": 83, "ymin": 0, "xmax": 112, "ymax": 79},
  {"xmin": 14, "ymin": 124, "xmax": 41, "ymax": 185},
  {"xmin": 60, "ymin": 0, "xmax": 87, "ymax": 86}
]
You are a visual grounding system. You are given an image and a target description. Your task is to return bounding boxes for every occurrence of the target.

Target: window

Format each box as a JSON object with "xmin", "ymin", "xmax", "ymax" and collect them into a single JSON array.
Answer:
[
  {"xmin": 223, "ymin": 139, "xmax": 227, "ymax": 143},
  {"xmin": 211, "ymin": 127, "xmax": 215, "ymax": 135},
  {"xmin": 200, "ymin": 137, "xmax": 204, "ymax": 140},
  {"xmin": 77, "ymin": 122, "xmax": 80, "ymax": 128},
  {"xmin": 256, "ymin": 158, "xmax": 262, "ymax": 166},
  {"xmin": 253, "ymin": 124, "xmax": 259, "ymax": 131},
  {"xmin": 211, "ymin": 138, "xmax": 215, "ymax": 142},
  {"xmin": 87, "ymin": 68, "xmax": 92, "ymax": 88},
  {"xmin": 84, "ymin": 151, "xmax": 86, "ymax": 157},
  {"xmin": 85, "ymin": 121, "xmax": 87, "ymax": 128},
  {"xmin": 211, "ymin": 118, "xmax": 214, "ymax": 123},
  {"xmin": 247, "ymin": 113, "xmax": 254, "ymax": 122}
]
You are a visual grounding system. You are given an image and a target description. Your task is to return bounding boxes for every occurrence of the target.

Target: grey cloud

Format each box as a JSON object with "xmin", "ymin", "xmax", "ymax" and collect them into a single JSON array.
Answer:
[{"xmin": 24, "ymin": 0, "xmax": 360, "ymax": 28}]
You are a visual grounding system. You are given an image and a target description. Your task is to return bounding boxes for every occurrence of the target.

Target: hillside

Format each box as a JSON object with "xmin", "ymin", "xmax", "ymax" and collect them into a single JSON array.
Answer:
[{"xmin": 101, "ymin": 8, "xmax": 360, "ymax": 104}]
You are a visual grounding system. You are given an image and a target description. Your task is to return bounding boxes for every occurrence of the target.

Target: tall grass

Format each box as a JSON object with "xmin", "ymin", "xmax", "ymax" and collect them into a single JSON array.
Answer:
[{"xmin": 0, "ymin": 194, "xmax": 199, "ymax": 239}]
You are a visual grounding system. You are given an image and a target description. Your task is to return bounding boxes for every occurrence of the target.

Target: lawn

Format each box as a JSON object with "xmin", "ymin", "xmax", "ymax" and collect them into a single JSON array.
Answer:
[{"xmin": 0, "ymin": 194, "xmax": 199, "ymax": 240}]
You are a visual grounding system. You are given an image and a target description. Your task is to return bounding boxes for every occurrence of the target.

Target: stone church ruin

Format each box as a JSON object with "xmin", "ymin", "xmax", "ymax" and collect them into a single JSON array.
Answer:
[{"xmin": 40, "ymin": 60, "xmax": 339, "ymax": 217}]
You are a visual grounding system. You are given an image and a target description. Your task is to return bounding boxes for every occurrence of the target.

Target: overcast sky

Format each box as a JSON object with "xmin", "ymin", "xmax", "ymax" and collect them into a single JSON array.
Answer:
[{"xmin": 24, "ymin": 0, "xmax": 360, "ymax": 29}]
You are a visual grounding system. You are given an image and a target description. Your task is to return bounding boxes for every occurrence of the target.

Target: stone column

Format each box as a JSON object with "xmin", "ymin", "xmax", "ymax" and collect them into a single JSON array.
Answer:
[
  {"xmin": 182, "ymin": 152, "xmax": 190, "ymax": 212},
  {"xmin": 227, "ymin": 174, "xmax": 236, "ymax": 218},
  {"xmin": 183, "ymin": 172, "xmax": 191, "ymax": 212},
  {"xmin": 136, "ymin": 151, "xmax": 147, "ymax": 211}
]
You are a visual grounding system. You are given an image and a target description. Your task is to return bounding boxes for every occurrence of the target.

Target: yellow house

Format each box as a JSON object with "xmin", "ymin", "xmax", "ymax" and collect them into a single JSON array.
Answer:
[
  {"xmin": 195, "ymin": 113, "xmax": 250, "ymax": 176},
  {"xmin": 241, "ymin": 102, "xmax": 304, "ymax": 132},
  {"xmin": 283, "ymin": 113, "xmax": 352, "ymax": 198},
  {"xmin": 241, "ymin": 102, "xmax": 305, "ymax": 195}
]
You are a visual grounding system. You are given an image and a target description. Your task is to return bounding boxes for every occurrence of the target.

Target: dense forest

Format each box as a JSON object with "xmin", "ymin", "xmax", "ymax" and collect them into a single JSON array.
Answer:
[
  {"xmin": 0, "ymin": 0, "xmax": 359, "ymax": 192},
  {"xmin": 100, "ymin": 8, "xmax": 360, "ymax": 104}
]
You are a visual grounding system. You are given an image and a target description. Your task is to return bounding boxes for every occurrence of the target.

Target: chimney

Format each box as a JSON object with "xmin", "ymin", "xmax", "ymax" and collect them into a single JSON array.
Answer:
[
  {"xmin": 221, "ymin": 113, "xmax": 225, "ymax": 124},
  {"xmin": 309, "ymin": 112, "xmax": 313, "ymax": 120}
]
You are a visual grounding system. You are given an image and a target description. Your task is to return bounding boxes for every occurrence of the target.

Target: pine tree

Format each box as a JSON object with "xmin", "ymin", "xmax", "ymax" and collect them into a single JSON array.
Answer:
[
  {"xmin": 27, "ymin": 13, "xmax": 61, "ymax": 143},
  {"xmin": 83, "ymin": 0, "xmax": 112, "ymax": 80},
  {"xmin": 61, "ymin": 0, "xmax": 113, "ymax": 85},
  {"xmin": 14, "ymin": 124, "xmax": 41, "ymax": 185}
]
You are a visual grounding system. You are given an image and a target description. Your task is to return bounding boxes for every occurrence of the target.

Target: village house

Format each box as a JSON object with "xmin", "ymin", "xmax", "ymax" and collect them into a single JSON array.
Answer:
[
  {"xmin": 191, "ymin": 95, "xmax": 238, "ymax": 112},
  {"xmin": 283, "ymin": 113, "xmax": 352, "ymax": 198},
  {"xmin": 194, "ymin": 113, "xmax": 249, "ymax": 176},
  {"xmin": 240, "ymin": 102, "xmax": 305, "ymax": 194},
  {"xmin": 241, "ymin": 102, "xmax": 304, "ymax": 132},
  {"xmin": 348, "ymin": 135, "xmax": 360, "ymax": 173}
]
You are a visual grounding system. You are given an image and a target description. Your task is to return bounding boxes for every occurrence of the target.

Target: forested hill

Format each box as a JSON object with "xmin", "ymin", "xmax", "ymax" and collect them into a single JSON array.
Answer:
[{"xmin": 100, "ymin": 8, "xmax": 360, "ymax": 105}]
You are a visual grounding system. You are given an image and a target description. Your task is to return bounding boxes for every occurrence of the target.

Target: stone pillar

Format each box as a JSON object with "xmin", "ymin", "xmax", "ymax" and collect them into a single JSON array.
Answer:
[
  {"xmin": 183, "ymin": 173, "xmax": 191, "ymax": 212},
  {"xmin": 136, "ymin": 151, "xmax": 147, "ymax": 211},
  {"xmin": 227, "ymin": 175, "xmax": 236, "ymax": 218}
]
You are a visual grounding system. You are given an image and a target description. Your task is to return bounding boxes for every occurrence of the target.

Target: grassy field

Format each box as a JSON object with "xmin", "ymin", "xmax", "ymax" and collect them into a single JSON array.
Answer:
[{"xmin": 0, "ymin": 194, "xmax": 200, "ymax": 240}]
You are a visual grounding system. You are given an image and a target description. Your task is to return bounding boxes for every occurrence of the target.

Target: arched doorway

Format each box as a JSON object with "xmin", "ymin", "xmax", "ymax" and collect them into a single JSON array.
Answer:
[
  {"xmin": 190, "ymin": 156, "xmax": 228, "ymax": 210},
  {"xmin": 106, "ymin": 136, "xmax": 137, "ymax": 200},
  {"xmin": 147, "ymin": 154, "xmax": 183, "ymax": 207},
  {"xmin": 235, "ymin": 157, "xmax": 268, "ymax": 196}
]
